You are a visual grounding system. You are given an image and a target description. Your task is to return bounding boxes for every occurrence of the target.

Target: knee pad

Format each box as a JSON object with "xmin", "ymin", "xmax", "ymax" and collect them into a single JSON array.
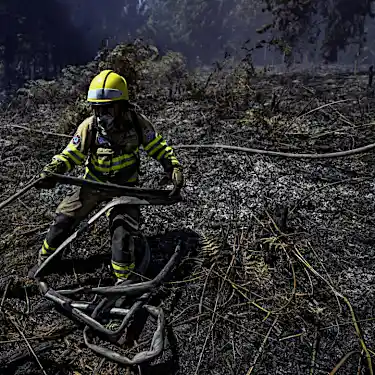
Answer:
[
  {"xmin": 110, "ymin": 213, "xmax": 139, "ymax": 234},
  {"xmin": 53, "ymin": 213, "xmax": 77, "ymax": 229},
  {"xmin": 111, "ymin": 225, "xmax": 135, "ymax": 264},
  {"xmin": 112, "ymin": 224, "xmax": 130, "ymax": 243},
  {"xmin": 45, "ymin": 214, "xmax": 77, "ymax": 248}
]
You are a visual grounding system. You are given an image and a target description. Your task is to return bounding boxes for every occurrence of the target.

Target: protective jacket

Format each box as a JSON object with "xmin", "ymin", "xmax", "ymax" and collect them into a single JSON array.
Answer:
[{"xmin": 49, "ymin": 109, "xmax": 181, "ymax": 185}]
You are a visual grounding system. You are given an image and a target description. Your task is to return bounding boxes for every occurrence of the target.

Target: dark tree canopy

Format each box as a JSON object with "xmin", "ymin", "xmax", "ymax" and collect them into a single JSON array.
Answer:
[
  {"xmin": 2, "ymin": 0, "xmax": 375, "ymax": 95},
  {"xmin": 0, "ymin": 0, "xmax": 88, "ymax": 90}
]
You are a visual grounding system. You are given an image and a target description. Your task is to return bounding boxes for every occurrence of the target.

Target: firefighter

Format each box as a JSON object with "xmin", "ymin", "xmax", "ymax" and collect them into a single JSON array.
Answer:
[{"xmin": 28, "ymin": 70, "xmax": 184, "ymax": 281}]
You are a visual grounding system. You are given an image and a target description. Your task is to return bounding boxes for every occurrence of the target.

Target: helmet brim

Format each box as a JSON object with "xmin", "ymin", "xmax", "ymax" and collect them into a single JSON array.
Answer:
[{"xmin": 88, "ymin": 99, "xmax": 129, "ymax": 106}]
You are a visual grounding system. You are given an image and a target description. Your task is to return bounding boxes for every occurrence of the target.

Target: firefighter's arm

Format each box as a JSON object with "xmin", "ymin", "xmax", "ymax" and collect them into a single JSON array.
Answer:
[
  {"xmin": 35, "ymin": 118, "xmax": 93, "ymax": 189},
  {"xmin": 137, "ymin": 113, "xmax": 181, "ymax": 171},
  {"xmin": 137, "ymin": 113, "xmax": 184, "ymax": 194},
  {"xmin": 44, "ymin": 117, "xmax": 93, "ymax": 175}
]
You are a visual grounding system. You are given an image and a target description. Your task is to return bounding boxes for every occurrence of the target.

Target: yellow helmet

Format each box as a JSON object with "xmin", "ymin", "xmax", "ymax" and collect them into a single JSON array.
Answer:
[{"xmin": 87, "ymin": 70, "xmax": 129, "ymax": 105}]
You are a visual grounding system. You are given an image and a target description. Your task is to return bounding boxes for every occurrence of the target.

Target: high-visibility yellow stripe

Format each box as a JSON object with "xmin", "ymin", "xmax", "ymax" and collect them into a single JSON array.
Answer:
[
  {"xmin": 68, "ymin": 144, "xmax": 85, "ymax": 160},
  {"xmin": 167, "ymin": 154, "xmax": 179, "ymax": 163},
  {"xmin": 61, "ymin": 144, "xmax": 85, "ymax": 165},
  {"xmin": 43, "ymin": 240, "xmax": 55, "ymax": 251},
  {"xmin": 41, "ymin": 240, "xmax": 56, "ymax": 255},
  {"xmin": 111, "ymin": 261, "xmax": 135, "ymax": 272},
  {"xmin": 111, "ymin": 261, "xmax": 135, "ymax": 279},
  {"xmin": 62, "ymin": 150, "xmax": 80, "ymax": 165},
  {"xmin": 148, "ymin": 142, "xmax": 166, "ymax": 157},
  {"xmin": 41, "ymin": 248, "xmax": 49, "ymax": 255},
  {"xmin": 91, "ymin": 149, "xmax": 139, "ymax": 166},
  {"xmin": 156, "ymin": 148, "xmax": 169, "ymax": 160},
  {"xmin": 90, "ymin": 158, "xmax": 137, "ymax": 172},
  {"xmin": 91, "ymin": 157, "xmax": 110, "ymax": 165},
  {"xmin": 53, "ymin": 155, "xmax": 72, "ymax": 171},
  {"xmin": 155, "ymin": 147, "xmax": 179, "ymax": 165},
  {"xmin": 114, "ymin": 272, "xmax": 129, "ymax": 279},
  {"xmin": 90, "ymin": 156, "xmax": 121, "ymax": 168},
  {"xmin": 163, "ymin": 145, "xmax": 174, "ymax": 154},
  {"xmin": 144, "ymin": 134, "xmax": 162, "ymax": 151},
  {"xmin": 84, "ymin": 168, "xmax": 103, "ymax": 182},
  {"xmin": 113, "ymin": 148, "xmax": 139, "ymax": 163},
  {"xmin": 155, "ymin": 146, "xmax": 173, "ymax": 161}
]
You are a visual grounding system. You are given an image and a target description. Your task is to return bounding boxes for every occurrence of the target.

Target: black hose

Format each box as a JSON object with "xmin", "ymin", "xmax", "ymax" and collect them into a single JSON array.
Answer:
[
  {"xmin": 47, "ymin": 172, "xmax": 181, "ymax": 202},
  {"xmin": 83, "ymin": 305, "xmax": 165, "ymax": 366},
  {"xmin": 57, "ymin": 241, "xmax": 182, "ymax": 297}
]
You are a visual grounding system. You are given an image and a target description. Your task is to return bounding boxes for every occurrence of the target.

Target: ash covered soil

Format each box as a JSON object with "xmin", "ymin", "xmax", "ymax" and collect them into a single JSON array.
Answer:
[{"xmin": 0, "ymin": 66, "xmax": 375, "ymax": 374}]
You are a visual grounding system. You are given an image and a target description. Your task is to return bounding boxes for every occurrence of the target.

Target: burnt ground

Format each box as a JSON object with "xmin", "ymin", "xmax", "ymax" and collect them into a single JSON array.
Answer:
[{"xmin": 1, "ymin": 63, "xmax": 375, "ymax": 374}]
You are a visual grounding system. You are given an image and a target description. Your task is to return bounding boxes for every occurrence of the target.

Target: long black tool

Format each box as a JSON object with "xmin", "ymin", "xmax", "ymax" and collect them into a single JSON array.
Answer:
[
  {"xmin": 46, "ymin": 172, "xmax": 179, "ymax": 201},
  {"xmin": 0, "ymin": 172, "xmax": 181, "ymax": 212},
  {"xmin": 0, "ymin": 177, "xmax": 42, "ymax": 211}
]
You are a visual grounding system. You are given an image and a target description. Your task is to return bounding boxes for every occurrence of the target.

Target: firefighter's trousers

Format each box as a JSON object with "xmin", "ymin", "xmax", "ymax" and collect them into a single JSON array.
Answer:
[{"xmin": 40, "ymin": 186, "xmax": 140, "ymax": 280}]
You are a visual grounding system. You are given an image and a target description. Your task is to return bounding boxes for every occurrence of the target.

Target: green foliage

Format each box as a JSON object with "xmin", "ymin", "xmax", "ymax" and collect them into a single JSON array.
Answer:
[
  {"xmin": 8, "ymin": 40, "xmax": 191, "ymax": 131},
  {"xmin": 12, "ymin": 63, "xmax": 97, "ymax": 106},
  {"xmin": 96, "ymin": 40, "xmax": 189, "ymax": 99},
  {"xmin": 98, "ymin": 41, "xmax": 159, "ymax": 96},
  {"xmin": 260, "ymin": 0, "xmax": 372, "ymax": 62},
  {"xmin": 188, "ymin": 52, "xmax": 257, "ymax": 115},
  {"xmin": 16, "ymin": 80, "xmax": 61, "ymax": 106},
  {"xmin": 139, "ymin": 51, "xmax": 188, "ymax": 97}
]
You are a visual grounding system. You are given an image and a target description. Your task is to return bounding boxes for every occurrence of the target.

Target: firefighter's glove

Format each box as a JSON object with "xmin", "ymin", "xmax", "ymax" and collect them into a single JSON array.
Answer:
[
  {"xmin": 35, "ymin": 162, "xmax": 61, "ymax": 189},
  {"xmin": 169, "ymin": 166, "xmax": 184, "ymax": 197}
]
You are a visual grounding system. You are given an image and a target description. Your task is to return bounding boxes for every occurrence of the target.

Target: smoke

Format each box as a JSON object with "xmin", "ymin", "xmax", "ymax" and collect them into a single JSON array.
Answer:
[
  {"xmin": 15, "ymin": 0, "xmax": 375, "ymax": 77},
  {"xmin": 59, "ymin": 0, "xmax": 277, "ymax": 65},
  {"xmin": 60, "ymin": 0, "xmax": 149, "ymax": 58}
]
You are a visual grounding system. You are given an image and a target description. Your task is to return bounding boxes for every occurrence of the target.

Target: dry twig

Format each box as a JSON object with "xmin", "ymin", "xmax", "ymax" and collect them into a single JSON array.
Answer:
[
  {"xmin": 7, "ymin": 313, "xmax": 48, "ymax": 375},
  {"xmin": 1, "ymin": 124, "xmax": 71, "ymax": 138},
  {"xmin": 246, "ymin": 316, "xmax": 279, "ymax": 375}
]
